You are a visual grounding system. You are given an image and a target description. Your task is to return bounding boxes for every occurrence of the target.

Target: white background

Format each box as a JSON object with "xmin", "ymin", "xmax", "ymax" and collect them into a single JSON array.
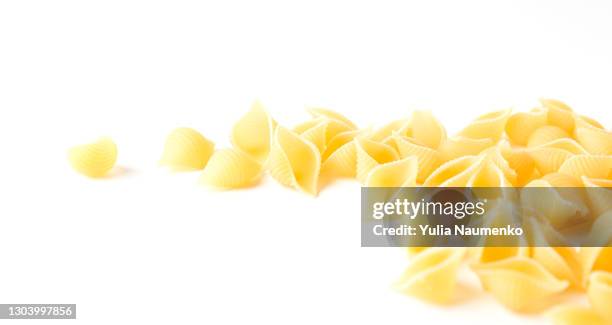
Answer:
[{"xmin": 0, "ymin": 0, "xmax": 611, "ymax": 324}]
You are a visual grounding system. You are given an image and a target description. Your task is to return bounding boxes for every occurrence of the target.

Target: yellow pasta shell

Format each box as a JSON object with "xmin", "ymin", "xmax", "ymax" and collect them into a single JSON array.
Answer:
[
  {"xmin": 393, "ymin": 135, "xmax": 443, "ymax": 184},
  {"xmin": 548, "ymin": 305, "xmax": 608, "ymax": 325},
  {"xmin": 527, "ymin": 125, "xmax": 570, "ymax": 148},
  {"xmin": 355, "ymin": 138, "xmax": 399, "ymax": 183},
  {"xmin": 505, "ymin": 108, "xmax": 547, "ymax": 145},
  {"xmin": 471, "ymin": 257, "xmax": 569, "ymax": 312},
  {"xmin": 458, "ymin": 108, "xmax": 511, "ymax": 141},
  {"xmin": 68, "ymin": 137, "xmax": 118, "ymax": 178},
  {"xmin": 394, "ymin": 248, "xmax": 466, "ymax": 304},
  {"xmin": 411, "ymin": 110, "xmax": 446, "ymax": 149},
  {"xmin": 558, "ymin": 155, "xmax": 612, "ymax": 179},
  {"xmin": 588, "ymin": 271, "xmax": 612, "ymax": 322},
  {"xmin": 299, "ymin": 120, "xmax": 328, "ymax": 153},
  {"xmin": 160, "ymin": 127, "xmax": 215, "ymax": 171},
  {"xmin": 532, "ymin": 247, "xmax": 582, "ymax": 287},
  {"xmin": 438, "ymin": 136, "xmax": 494, "ymax": 161},
  {"xmin": 231, "ymin": 101, "xmax": 275, "ymax": 163},
  {"xmin": 267, "ymin": 126, "xmax": 321, "ymax": 195},
  {"xmin": 575, "ymin": 127, "xmax": 612, "ymax": 155},
  {"xmin": 320, "ymin": 141, "xmax": 357, "ymax": 180},
  {"xmin": 527, "ymin": 147, "xmax": 573, "ymax": 175},
  {"xmin": 580, "ymin": 248, "xmax": 612, "ymax": 287},
  {"xmin": 540, "ymin": 98, "xmax": 576, "ymax": 133},
  {"xmin": 365, "ymin": 156, "xmax": 418, "ymax": 187},
  {"xmin": 423, "ymin": 155, "xmax": 478, "ymax": 187},
  {"xmin": 582, "ymin": 177, "xmax": 612, "ymax": 218},
  {"xmin": 370, "ymin": 118, "xmax": 411, "ymax": 142},
  {"xmin": 200, "ymin": 148, "xmax": 262, "ymax": 189},
  {"xmin": 307, "ymin": 107, "xmax": 357, "ymax": 129}
]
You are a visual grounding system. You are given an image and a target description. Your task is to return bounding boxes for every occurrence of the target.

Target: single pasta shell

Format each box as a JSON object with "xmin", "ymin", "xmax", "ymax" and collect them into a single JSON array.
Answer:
[
  {"xmin": 365, "ymin": 156, "xmax": 418, "ymax": 187},
  {"xmin": 505, "ymin": 108, "xmax": 547, "ymax": 146},
  {"xmin": 471, "ymin": 257, "xmax": 569, "ymax": 312},
  {"xmin": 588, "ymin": 271, "xmax": 612, "ymax": 322},
  {"xmin": 458, "ymin": 108, "xmax": 512, "ymax": 142},
  {"xmin": 68, "ymin": 137, "xmax": 117, "ymax": 178},
  {"xmin": 393, "ymin": 134, "xmax": 442, "ymax": 184},
  {"xmin": 320, "ymin": 141, "xmax": 357, "ymax": 179},
  {"xmin": 411, "ymin": 110, "xmax": 446, "ymax": 149},
  {"xmin": 267, "ymin": 126, "xmax": 321, "ymax": 195},
  {"xmin": 527, "ymin": 147, "xmax": 573, "ymax": 175},
  {"xmin": 575, "ymin": 127, "xmax": 612, "ymax": 155},
  {"xmin": 355, "ymin": 137, "xmax": 399, "ymax": 184},
  {"xmin": 535, "ymin": 138, "xmax": 588, "ymax": 155},
  {"xmin": 369, "ymin": 118, "xmax": 411, "ymax": 142},
  {"xmin": 200, "ymin": 148, "xmax": 262, "ymax": 189},
  {"xmin": 579, "ymin": 248, "xmax": 612, "ymax": 287},
  {"xmin": 532, "ymin": 247, "xmax": 582, "ymax": 288},
  {"xmin": 438, "ymin": 137, "xmax": 494, "ymax": 162},
  {"xmin": 582, "ymin": 177, "xmax": 612, "ymax": 218},
  {"xmin": 394, "ymin": 248, "xmax": 466, "ymax": 304},
  {"xmin": 558, "ymin": 155, "xmax": 612, "ymax": 179},
  {"xmin": 527, "ymin": 125, "xmax": 569, "ymax": 148},
  {"xmin": 299, "ymin": 120, "xmax": 328, "ymax": 153},
  {"xmin": 423, "ymin": 155, "xmax": 478, "ymax": 187},
  {"xmin": 473, "ymin": 247, "xmax": 530, "ymax": 264},
  {"xmin": 540, "ymin": 98, "xmax": 576, "ymax": 134},
  {"xmin": 160, "ymin": 127, "xmax": 215, "ymax": 170},
  {"xmin": 231, "ymin": 100, "xmax": 275, "ymax": 163},
  {"xmin": 307, "ymin": 107, "xmax": 357, "ymax": 129},
  {"xmin": 548, "ymin": 305, "xmax": 608, "ymax": 325}
]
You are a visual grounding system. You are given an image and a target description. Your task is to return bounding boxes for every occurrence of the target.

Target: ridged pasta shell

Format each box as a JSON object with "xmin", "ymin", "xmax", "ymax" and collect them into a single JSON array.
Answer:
[
  {"xmin": 579, "ymin": 248, "xmax": 612, "ymax": 287},
  {"xmin": 527, "ymin": 125, "xmax": 570, "ymax": 148},
  {"xmin": 527, "ymin": 147, "xmax": 573, "ymax": 175},
  {"xmin": 231, "ymin": 101, "xmax": 275, "ymax": 163},
  {"xmin": 411, "ymin": 110, "xmax": 446, "ymax": 149},
  {"xmin": 68, "ymin": 137, "xmax": 118, "ymax": 178},
  {"xmin": 160, "ymin": 127, "xmax": 215, "ymax": 171},
  {"xmin": 393, "ymin": 134, "xmax": 443, "ymax": 184},
  {"xmin": 586, "ymin": 211, "xmax": 612, "ymax": 250},
  {"xmin": 582, "ymin": 177, "xmax": 612, "ymax": 218},
  {"xmin": 505, "ymin": 108, "xmax": 547, "ymax": 145},
  {"xmin": 267, "ymin": 126, "xmax": 321, "ymax": 195},
  {"xmin": 200, "ymin": 148, "xmax": 262, "ymax": 189},
  {"xmin": 575, "ymin": 127, "xmax": 612, "ymax": 155},
  {"xmin": 458, "ymin": 108, "xmax": 511, "ymax": 141},
  {"xmin": 394, "ymin": 248, "xmax": 466, "ymax": 304},
  {"xmin": 471, "ymin": 257, "xmax": 569, "ymax": 312},
  {"xmin": 558, "ymin": 155, "xmax": 612, "ymax": 179},
  {"xmin": 540, "ymin": 98, "xmax": 576, "ymax": 134},
  {"xmin": 575, "ymin": 114, "xmax": 604, "ymax": 130},
  {"xmin": 299, "ymin": 120, "xmax": 328, "ymax": 153},
  {"xmin": 423, "ymin": 155, "xmax": 478, "ymax": 187},
  {"xmin": 548, "ymin": 305, "xmax": 608, "ymax": 325},
  {"xmin": 535, "ymin": 138, "xmax": 588, "ymax": 155},
  {"xmin": 365, "ymin": 156, "xmax": 418, "ymax": 187},
  {"xmin": 588, "ymin": 271, "xmax": 612, "ymax": 322},
  {"xmin": 320, "ymin": 140, "xmax": 357, "ymax": 179},
  {"xmin": 501, "ymin": 146, "xmax": 538, "ymax": 186},
  {"xmin": 307, "ymin": 107, "xmax": 357, "ymax": 129},
  {"xmin": 532, "ymin": 247, "xmax": 582, "ymax": 288},
  {"xmin": 479, "ymin": 147, "xmax": 518, "ymax": 185},
  {"xmin": 322, "ymin": 130, "xmax": 361, "ymax": 162},
  {"xmin": 355, "ymin": 138, "xmax": 399, "ymax": 183},
  {"xmin": 370, "ymin": 118, "xmax": 411, "ymax": 142},
  {"xmin": 522, "ymin": 180, "xmax": 588, "ymax": 228},
  {"xmin": 438, "ymin": 136, "xmax": 494, "ymax": 161}
]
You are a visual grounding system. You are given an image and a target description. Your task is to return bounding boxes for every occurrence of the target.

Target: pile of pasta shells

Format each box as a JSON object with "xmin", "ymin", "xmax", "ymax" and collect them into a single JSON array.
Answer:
[{"xmin": 69, "ymin": 99, "xmax": 612, "ymax": 324}]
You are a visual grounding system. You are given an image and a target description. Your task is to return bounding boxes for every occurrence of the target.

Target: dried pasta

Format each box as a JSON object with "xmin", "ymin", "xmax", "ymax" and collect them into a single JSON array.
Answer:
[
  {"xmin": 267, "ymin": 126, "xmax": 321, "ymax": 195},
  {"xmin": 68, "ymin": 137, "xmax": 117, "ymax": 178},
  {"xmin": 160, "ymin": 127, "xmax": 215, "ymax": 170},
  {"xmin": 471, "ymin": 257, "xmax": 569, "ymax": 312},
  {"xmin": 394, "ymin": 247, "xmax": 466, "ymax": 304},
  {"xmin": 588, "ymin": 271, "xmax": 612, "ymax": 322},
  {"xmin": 231, "ymin": 101, "xmax": 275, "ymax": 163},
  {"xmin": 200, "ymin": 148, "xmax": 262, "ymax": 189},
  {"xmin": 548, "ymin": 305, "xmax": 608, "ymax": 325}
]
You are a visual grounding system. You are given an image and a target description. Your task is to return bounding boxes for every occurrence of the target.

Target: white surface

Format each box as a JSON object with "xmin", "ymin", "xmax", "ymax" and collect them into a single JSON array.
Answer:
[{"xmin": 0, "ymin": 0, "xmax": 610, "ymax": 324}]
